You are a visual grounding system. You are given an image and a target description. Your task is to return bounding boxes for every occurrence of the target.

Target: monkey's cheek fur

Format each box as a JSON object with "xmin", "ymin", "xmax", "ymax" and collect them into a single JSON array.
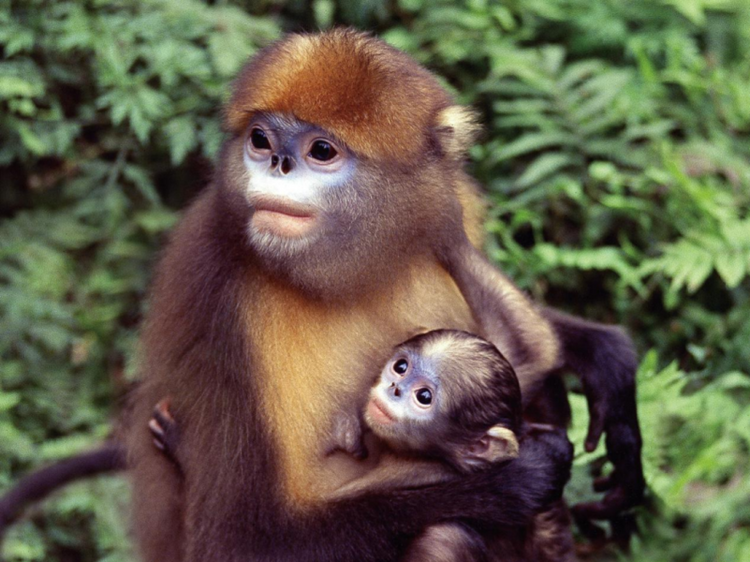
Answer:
[{"xmin": 251, "ymin": 210, "xmax": 319, "ymax": 239}]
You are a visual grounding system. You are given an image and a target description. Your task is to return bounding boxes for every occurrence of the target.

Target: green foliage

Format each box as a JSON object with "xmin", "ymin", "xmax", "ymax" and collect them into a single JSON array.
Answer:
[
  {"xmin": 1, "ymin": 0, "xmax": 279, "ymax": 559},
  {"xmin": 2, "ymin": 0, "xmax": 749, "ymax": 561},
  {"xmin": 569, "ymin": 352, "xmax": 750, "ymax": 561}
]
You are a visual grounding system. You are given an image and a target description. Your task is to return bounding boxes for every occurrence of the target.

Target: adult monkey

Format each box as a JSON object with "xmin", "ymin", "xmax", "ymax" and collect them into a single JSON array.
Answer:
[{"xmin": 127, "ymin": 29, "xmax": 640, "ymax": 561}]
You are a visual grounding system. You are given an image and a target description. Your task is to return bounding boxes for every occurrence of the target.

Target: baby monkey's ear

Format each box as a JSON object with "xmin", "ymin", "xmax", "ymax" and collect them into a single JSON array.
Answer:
[{"xmin": 454, "ymin": 425, "xmax": 520, "ymax": 472}]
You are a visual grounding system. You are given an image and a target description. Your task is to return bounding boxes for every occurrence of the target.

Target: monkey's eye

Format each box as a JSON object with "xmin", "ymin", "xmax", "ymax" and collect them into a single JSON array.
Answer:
[
  {"xmin": 249, "ymin": 128, "xmax": 271, "ymax": 151},
  {"xmin": 308, "ymin": 140, "xmax": 337, "ymax": 162},
  {"xmin": 415, "ymin": 388, "xmax": 432, "ymax": 406},
  {"xmin": 393, "ymin": 359, "xmax": 408, "ymax": 375}
]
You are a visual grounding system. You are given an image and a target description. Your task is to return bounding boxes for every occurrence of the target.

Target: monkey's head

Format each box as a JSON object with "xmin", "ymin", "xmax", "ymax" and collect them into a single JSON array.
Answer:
[
  {"xmin": 364, "ymin": 330, "xmax": 523, "ymax": 473},
  {"xmin": 216, "ymin": 29, "xmax": 481, "ymax": 299}
]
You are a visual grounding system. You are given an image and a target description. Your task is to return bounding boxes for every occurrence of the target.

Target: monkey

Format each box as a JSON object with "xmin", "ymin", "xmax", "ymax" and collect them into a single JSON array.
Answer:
[
  {"xmin": 115, "ymin": 28, "xmax": 640, "ymax": 562},
  {"xmin": 353, "ymin": 330, "xmax": 527, "ymax": 477},
  {"xmin": 356, "ymin": 330, "xmax": 575, "ymax": 562},
  {"xmin": 141, "ymin": 156, "xmax": 587, "ymax": 554}
]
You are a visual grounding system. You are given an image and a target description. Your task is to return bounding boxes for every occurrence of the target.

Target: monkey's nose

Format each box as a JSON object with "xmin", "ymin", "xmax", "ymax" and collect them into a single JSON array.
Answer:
[
  {"xmin": 279, "ymin": 155, "xmax": 294, "ymax": 175},
  {"xmin": 389, "ymin": 382, "xmax": 401, "ymax": 398},
  {"xmin": 269, "ymin": 154, "xmax": 295, "ymax": 175}
]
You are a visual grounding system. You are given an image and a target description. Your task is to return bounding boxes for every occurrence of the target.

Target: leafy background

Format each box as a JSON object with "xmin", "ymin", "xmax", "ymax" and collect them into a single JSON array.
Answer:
[{"xmin": 1, "ymin": 0, "xmax": 749, "ymax": 560}]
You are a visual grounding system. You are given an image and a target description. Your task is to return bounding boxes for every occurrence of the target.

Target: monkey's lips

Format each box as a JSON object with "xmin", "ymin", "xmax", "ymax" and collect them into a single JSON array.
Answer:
[
  {"xmin": 250, "ymin": 196, "xmax": 319, "ymax": 238},
  {"xmin": 366, "ymin": 397, "xmax": 397, "ymax": 426}
]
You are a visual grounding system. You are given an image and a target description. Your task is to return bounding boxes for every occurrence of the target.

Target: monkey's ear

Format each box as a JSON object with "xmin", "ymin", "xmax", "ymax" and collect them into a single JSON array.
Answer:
[
  {"xmin": 433, "ymin": 106, "xmax": 481, "ymax": 160},
  {"xmin": 454, "ymin": 425, "xmax": 519, "ymax": 472}
]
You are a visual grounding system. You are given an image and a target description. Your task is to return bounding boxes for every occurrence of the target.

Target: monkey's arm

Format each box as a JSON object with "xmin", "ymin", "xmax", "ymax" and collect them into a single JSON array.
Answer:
[
  {"xmin": 447, "ymin": 248, "xmax": 644, "ymax": 521},
  {"xmin": 150, "ymin": 407, "xmax": 445, "ymax": 498},
  {"xmin": 436, "ymin": 215, "xmax": 644, "ymax": 522},
  {"xmin": 331, "ymin": 453, "xmax": 454, "ymax": 499},
  {"xmin": 439, "ymin": 236, "xmax": 562, "ymax": 393},
  {"xmin": 542, "ymin": 308, "xmax": 644, "ymax": 522}
]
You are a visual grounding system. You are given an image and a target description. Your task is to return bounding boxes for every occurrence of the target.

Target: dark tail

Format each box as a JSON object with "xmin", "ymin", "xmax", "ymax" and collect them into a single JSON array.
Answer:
[{"xmin": 0, "ymin": 442, "xmax": 126, "ymax": 538}]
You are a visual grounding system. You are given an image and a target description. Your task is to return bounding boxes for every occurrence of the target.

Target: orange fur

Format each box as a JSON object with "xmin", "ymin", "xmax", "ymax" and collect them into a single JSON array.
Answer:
[{"xmin": 225, "ymin": 29, "xmax": 455, "ymax": 163}]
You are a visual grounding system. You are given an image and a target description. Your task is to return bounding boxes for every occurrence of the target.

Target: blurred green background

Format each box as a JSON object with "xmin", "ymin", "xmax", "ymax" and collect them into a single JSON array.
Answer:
[{"xmin": 1, "ymin": 0, "xmax": 750, "ymax": 560}]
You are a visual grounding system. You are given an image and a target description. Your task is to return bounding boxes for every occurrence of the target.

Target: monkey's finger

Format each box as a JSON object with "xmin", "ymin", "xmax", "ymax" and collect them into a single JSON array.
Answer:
[
  {"xmin": 526, "ymin": 422, "xmax": 557, "ymax": 433},
  {"xmin": 593, "ymin": 474, "xmax": 615, "ymax": 493},
  {"xmin": 148, "ymin": 418, "xmax": 165, "ymax": 438},
  {"xmin": 610, "ymin": 512, "xmax": 638, "ymax": 548},
  {"xmin": 155, "ymin": 398, "xmax": 174, "ymax": 422},
  {"xmin": 572, "ymin": 486, "xmax": 628, "ymax": 520},
  {"xmin": 152, "ymin": 438, "xmax": 165, "ymax": 451},
  {"xmin": 572, "ymin": 510, "xmax": 606, "ymax": 543},
  {"xmin": 152, "ymin": 405, "xmax": 176, "ymax": 434},
  {"xmin": 584, "ymin": 408, "xmax": 605, "ymax": 452}
]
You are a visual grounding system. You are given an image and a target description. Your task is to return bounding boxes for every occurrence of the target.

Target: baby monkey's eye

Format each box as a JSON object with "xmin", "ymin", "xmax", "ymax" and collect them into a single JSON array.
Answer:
[
  {"xmin": 415, "ymin": 388, "xmax": 432, "ymax": 406},
  {"xmin": 250, "ymin": 128, "xmax": 271, "ymax": 150},
  {"xmin": 393, "ymin": 359, "xmax": 408, "ymax": 375},
  {"xmin": 309, "ymin": 140, "xmax": 337, "ymax": 161}
]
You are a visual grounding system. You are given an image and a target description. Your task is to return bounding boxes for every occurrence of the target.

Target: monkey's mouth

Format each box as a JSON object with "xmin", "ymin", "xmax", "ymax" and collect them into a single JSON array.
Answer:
[
  {"xmin": 366, "ymin": 397, "xmax": 397, "ymax": 426},
  {"xmin": 250, "ymin": 196, "xmax": 319, "ymax": 238}
]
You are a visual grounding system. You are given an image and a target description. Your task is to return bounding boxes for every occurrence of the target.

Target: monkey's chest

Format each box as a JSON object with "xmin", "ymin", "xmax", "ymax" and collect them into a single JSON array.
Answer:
[{"xmin": 250, "ymin": 264, "xmax": 476, "ymax": 504}]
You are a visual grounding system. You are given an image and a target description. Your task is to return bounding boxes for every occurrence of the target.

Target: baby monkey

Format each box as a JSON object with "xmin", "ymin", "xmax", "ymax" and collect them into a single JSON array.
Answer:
[
  {"xmin": 363, "ymin": 329, "xmax": 522, "ymax": 474},
  {"xmin": 149, "ymin": 330, "xmax": 572, "ymax": 562},
  {"xmin": 360, "ymin": 329, "xmax": 531, "ymax": 562},
  {"xmin": 334, "ymin": 330, "xmax": 571, "ymax": 562}
]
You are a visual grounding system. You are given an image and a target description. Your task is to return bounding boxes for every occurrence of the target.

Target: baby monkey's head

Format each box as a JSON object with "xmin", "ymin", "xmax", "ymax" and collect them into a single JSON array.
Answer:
[{"xmin": 365, "ymin": 329, "xmax": 523, "ymax": 473}]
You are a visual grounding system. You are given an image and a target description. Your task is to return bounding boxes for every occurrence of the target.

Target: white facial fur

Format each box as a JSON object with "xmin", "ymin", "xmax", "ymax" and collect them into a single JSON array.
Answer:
[
  {"xmin": 243, "ymin": 151, "xmax": 354, "ymax": 205},
  {"xmin": 241, "ymin": 113, "xmax": 356, "ymax": 209}
]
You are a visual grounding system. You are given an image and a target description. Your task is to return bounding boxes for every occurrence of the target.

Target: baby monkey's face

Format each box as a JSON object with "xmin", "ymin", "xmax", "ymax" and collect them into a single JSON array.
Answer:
[
  {"xmin": 365, "ymin": 345, "xmax": 449, "ymax": 452},
  {"xmin": 364, "ymin": 331, "xmax": 522, "ymax": 471}
]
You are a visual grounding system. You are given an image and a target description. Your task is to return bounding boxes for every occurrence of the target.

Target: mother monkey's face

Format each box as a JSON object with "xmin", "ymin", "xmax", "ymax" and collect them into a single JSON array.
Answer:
[{"xmin": 216, "ymin": 30, "xmax": 482, "ymax": 300}]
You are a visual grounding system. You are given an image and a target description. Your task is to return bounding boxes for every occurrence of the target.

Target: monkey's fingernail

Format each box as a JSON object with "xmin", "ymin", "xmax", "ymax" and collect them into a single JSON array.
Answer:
[
  {"xmin": 148, "ymin": 420, "xmax": 164, "ymax": 436},
  {"xmin": 153, "ymin": 439, "xmax": 164, "ymax": 450}
]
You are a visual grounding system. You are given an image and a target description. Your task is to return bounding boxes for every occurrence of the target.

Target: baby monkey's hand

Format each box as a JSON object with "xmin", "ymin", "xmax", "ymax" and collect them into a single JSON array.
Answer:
[
  {"xmin": 327, "ymin": 414, "xmax": 368, "ymax": 460},
  {"xmin": 149, "ymin": 398, "xmax": 182, "ymax": 469}
]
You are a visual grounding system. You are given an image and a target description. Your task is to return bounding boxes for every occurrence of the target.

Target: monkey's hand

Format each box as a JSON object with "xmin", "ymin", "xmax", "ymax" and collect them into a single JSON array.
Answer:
[
  {"xmin": 517, "ymin": 425, "xmax": 573, "ymax": 509},
  {"xmin": 544, "ymin": 308, "xmax": 645, "ymax": 527},
  {"xmin": 326, "ymin": 414, "xmax": 368, "ymax": 460},
  {"xmin": 149, "ymin": 398, "xmax": 183, "ymax": 470}
]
